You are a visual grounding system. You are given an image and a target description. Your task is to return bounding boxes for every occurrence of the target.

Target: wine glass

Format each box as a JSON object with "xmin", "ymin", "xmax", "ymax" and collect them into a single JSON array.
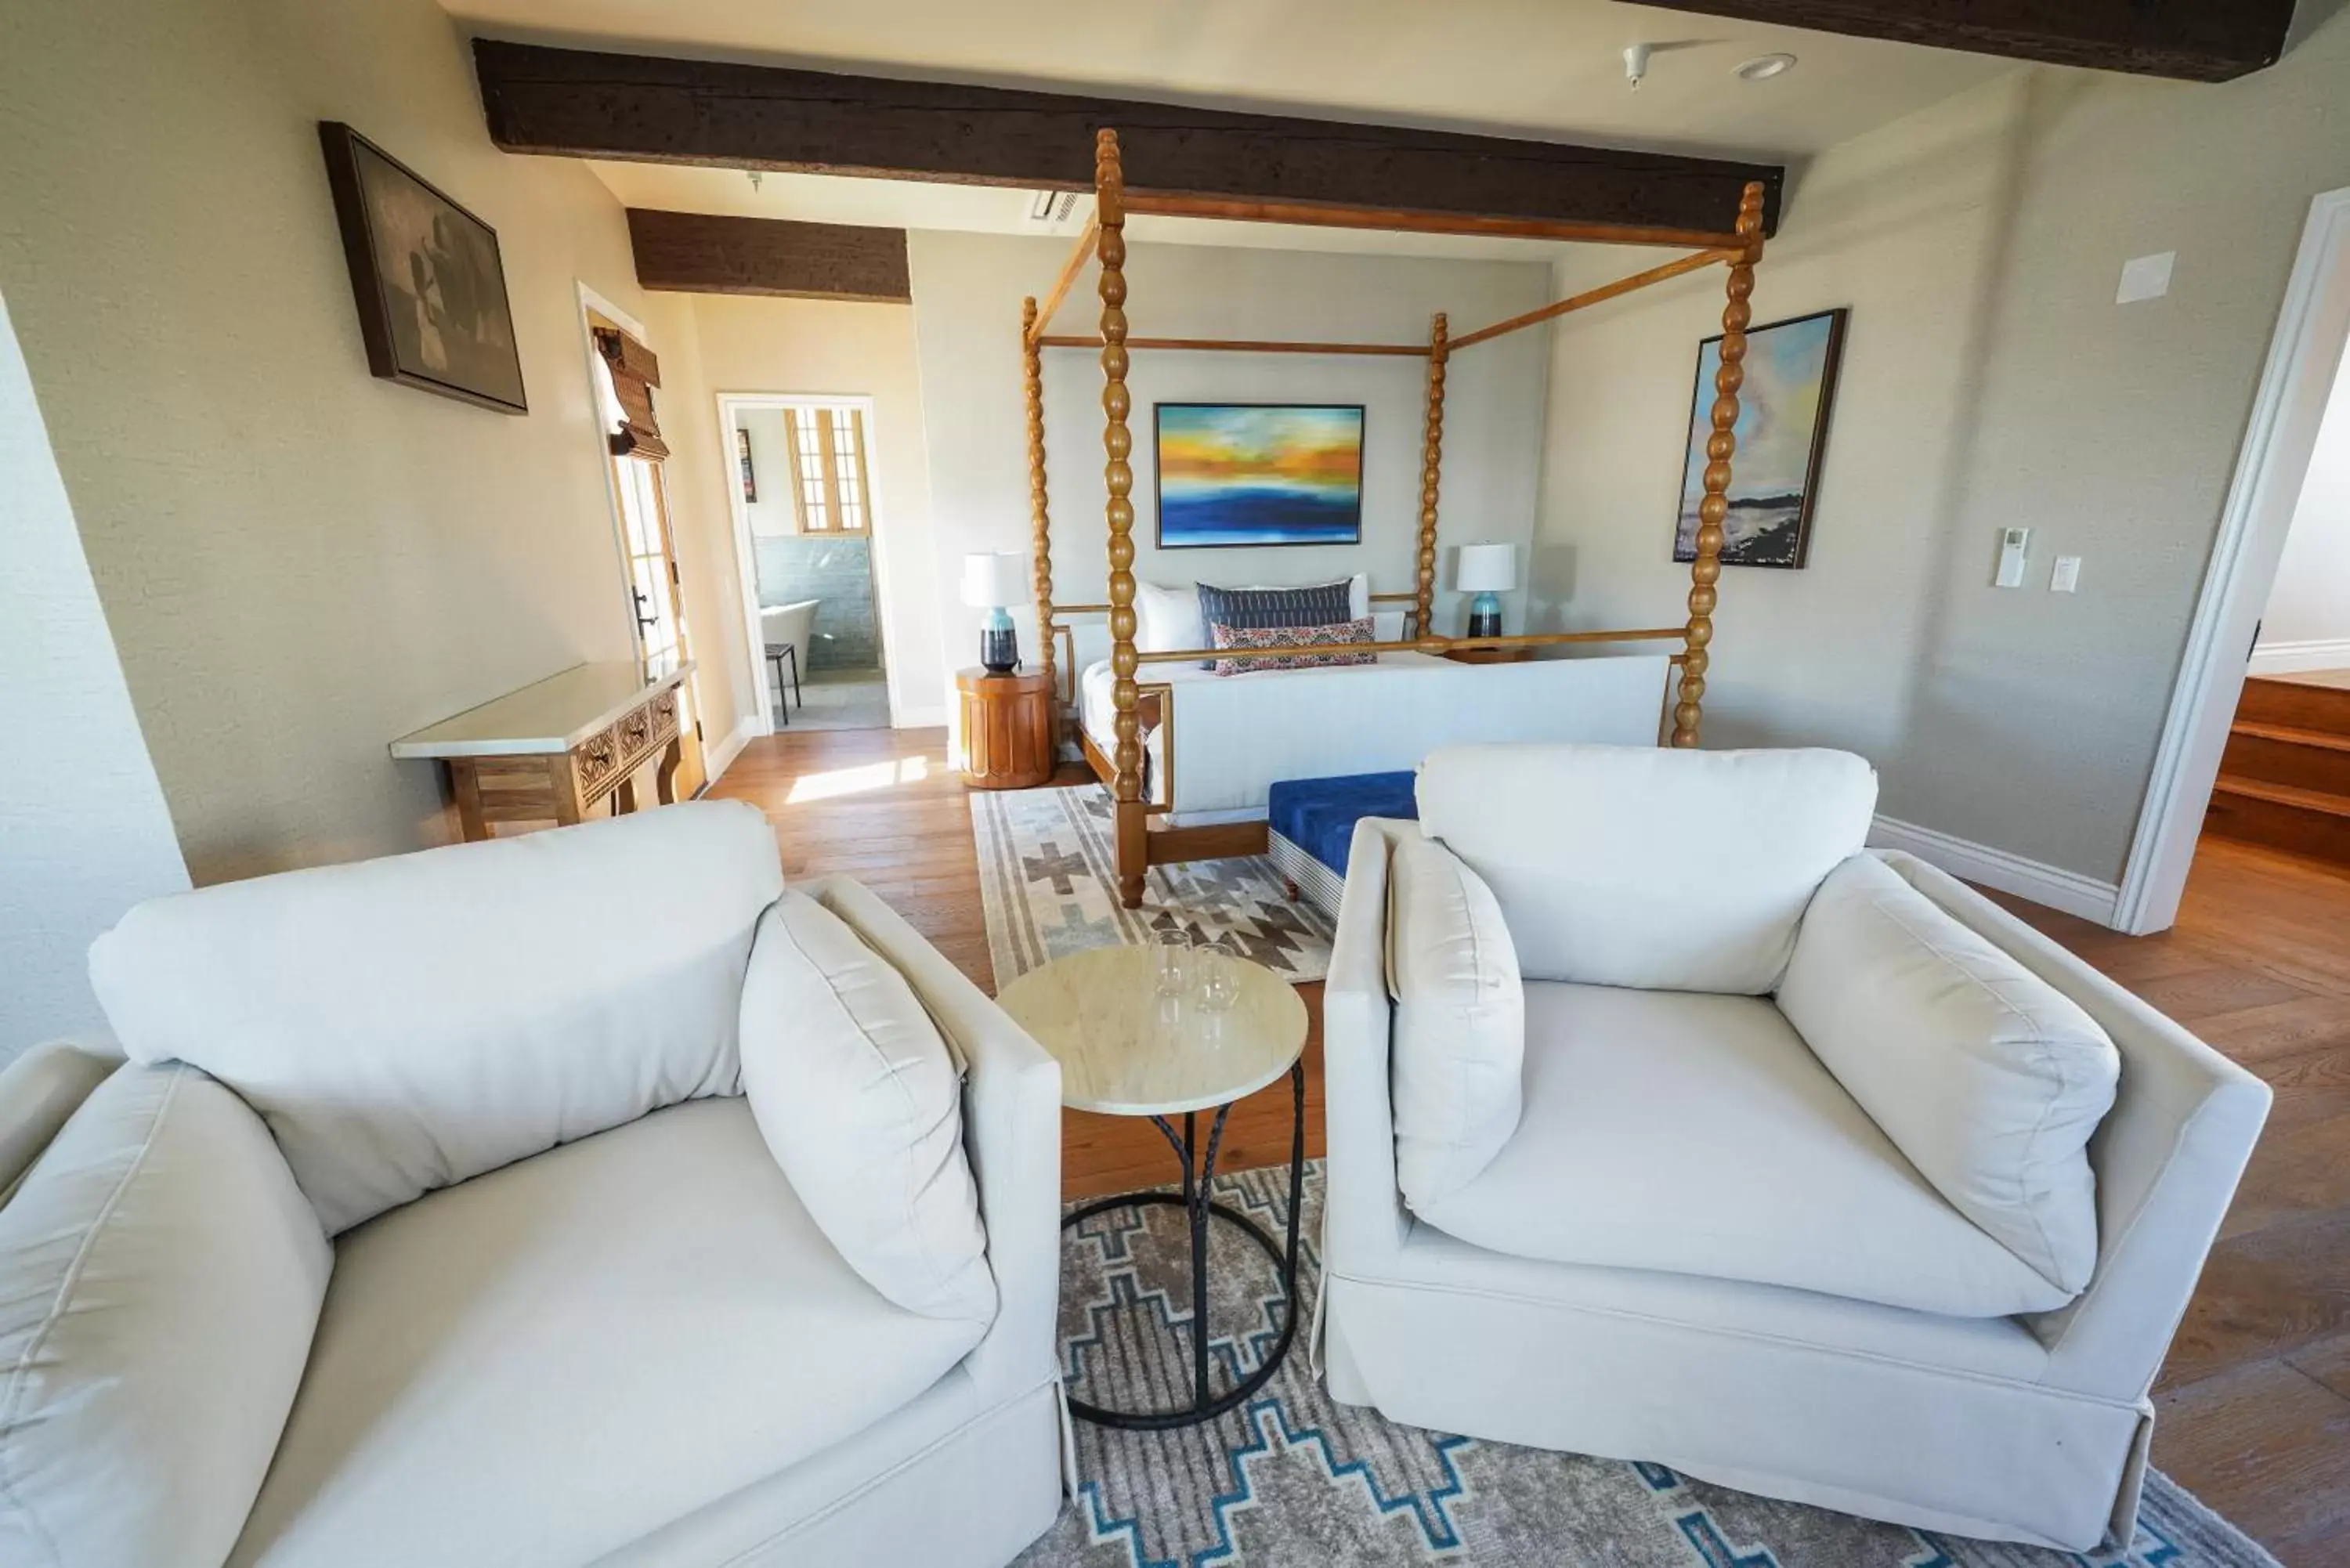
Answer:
[{"xmin": 1194, "ymin": 932, "xmax": 1243, "ymax": 1012}]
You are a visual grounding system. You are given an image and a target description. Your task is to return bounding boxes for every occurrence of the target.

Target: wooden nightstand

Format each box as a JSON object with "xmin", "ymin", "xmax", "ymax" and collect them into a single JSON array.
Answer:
[
  {"xmin": 956, "ymin": 667, "xmax": 1055, "ymax": 789},
  {"xmin": 1443, "ymin": 645, "xmax": 1534, "ymax": 665}
]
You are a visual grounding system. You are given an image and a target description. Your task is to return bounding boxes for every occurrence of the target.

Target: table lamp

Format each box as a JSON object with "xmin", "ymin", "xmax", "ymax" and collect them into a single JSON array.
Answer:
[
  {"xmin": 1455, "ymin": 543, "xmax": 1517, "ymax": 639},
  {"xmin": 961, "ymin": 551, "xmax": 1033, "ymax": 674}
]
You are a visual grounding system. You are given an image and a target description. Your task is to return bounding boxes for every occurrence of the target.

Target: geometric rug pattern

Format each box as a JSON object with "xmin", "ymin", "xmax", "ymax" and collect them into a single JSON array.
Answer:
[
  {"xmin": 972, "ymin": 784, "xmax": 1336, "ymax": 987},
  {"xmin": 1016, "ymin": 1163, "xmax": 2280, "ymax": 1568}
]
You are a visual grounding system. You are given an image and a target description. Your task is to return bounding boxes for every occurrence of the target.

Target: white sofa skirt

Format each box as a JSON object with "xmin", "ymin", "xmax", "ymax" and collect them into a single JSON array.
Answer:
[{"xmin": 1318, "ymin": 1266, "xmax": 2147, "ymax": 1552}]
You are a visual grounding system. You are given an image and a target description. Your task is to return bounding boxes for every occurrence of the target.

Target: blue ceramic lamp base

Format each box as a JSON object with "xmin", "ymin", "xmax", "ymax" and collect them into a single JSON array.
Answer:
[
  {"xmin": 1466, "ymin": 592, "xmax": 1503, "ymax": 640},
  {"xmin": 979, "ymin": 607, "xmax": 1020, "ymax": 674}
]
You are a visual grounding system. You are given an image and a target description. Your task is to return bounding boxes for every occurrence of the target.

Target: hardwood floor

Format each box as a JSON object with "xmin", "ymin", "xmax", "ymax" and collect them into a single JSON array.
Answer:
[{"xmin": 713, "ymin": 728, "xmax": 2350, "ymax": 1563}]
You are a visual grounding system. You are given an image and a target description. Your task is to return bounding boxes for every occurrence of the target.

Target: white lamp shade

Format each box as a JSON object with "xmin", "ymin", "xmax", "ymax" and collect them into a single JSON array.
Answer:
[
  {"xmin": 960, "ymin": 551, "xmax": 1033, "ymax": 609},
  {"xmin": 1455, "ymin": 543, "xmax": 1518, "ymax": 594}
]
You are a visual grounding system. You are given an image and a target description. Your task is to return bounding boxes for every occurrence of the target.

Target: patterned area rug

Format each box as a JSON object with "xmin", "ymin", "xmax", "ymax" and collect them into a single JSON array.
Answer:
[
  {"xmin": 972, "ymin": 785, "xmax": 1336, "ymax": 986},
  {"xmin": 1017, "ymin": 1163, "xmax": 2278, "ymax": 1568}
]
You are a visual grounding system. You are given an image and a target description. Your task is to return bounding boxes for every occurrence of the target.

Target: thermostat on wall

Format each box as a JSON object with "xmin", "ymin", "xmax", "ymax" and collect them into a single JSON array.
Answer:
[{"xmin": 1994, "ymin": 527, "xmax": 2030, "ymax": 589}]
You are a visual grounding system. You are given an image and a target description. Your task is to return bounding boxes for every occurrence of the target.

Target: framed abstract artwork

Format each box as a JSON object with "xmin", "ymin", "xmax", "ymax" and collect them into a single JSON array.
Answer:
[
  {"xmin": 318, "ymin": 121, "xmax": 528, "ymax": 414},
  {"xmin": 1155, "ymin": 403, "xmax": 1365, "ymax": 548},
  {"xmin": 1672, "ymin": 307, "xmax": 1847, "ymax": 569}
]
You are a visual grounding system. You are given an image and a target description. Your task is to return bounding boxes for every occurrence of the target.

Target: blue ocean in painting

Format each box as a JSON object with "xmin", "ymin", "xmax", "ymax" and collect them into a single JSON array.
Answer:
[
  {"xmin": 1160, "ymin": 487, "xmax": 1361, "ymax": 547},
  {"xmin": 1156, "ymin": 403, "xmax": 1364, "ymax": 547}
]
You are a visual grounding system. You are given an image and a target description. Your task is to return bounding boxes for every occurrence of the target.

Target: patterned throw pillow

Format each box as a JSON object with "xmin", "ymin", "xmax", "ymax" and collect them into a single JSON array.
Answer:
[
  {"xmin": 1209, "ymin": 617, "xmax": 1379, "ymax": 677},
  {"xmin": 1194, "ymin": 580, "xmax": 1354, "ymax": 669}
]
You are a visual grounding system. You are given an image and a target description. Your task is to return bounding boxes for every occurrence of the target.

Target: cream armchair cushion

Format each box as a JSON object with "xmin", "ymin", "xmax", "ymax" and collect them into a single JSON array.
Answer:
[
  {"xmin": 1779, "ymin": 853, "xmax": 2120, "ymax": 1293},
  {"xmin": 740, "ymin": 891, "xmax": 996, "ymax": 1323},
  {"xmin": 0, "ymin": 1063, "xmax": 329, "ymax": 1568},
  {"xmin": 89, "ymin": 802, "xmax": 785, "ymax": 1234},
  {"xmin": 1386, "ymin": 833, "xmax": 1524, "ymax": 1210},
  {"xmin": 1410, "ymin": 982, "xmax": 2075, "ymax": 1317},
  {"xmin": 1416, "ymin": 745, "xmax": 1876, "ymax": 993}
]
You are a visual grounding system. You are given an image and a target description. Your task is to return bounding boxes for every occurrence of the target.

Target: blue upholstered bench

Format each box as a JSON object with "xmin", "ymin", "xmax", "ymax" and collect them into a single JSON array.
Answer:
[{"xmin": 1266, "ymin": 771, "xmax": 1419, "ymax": 916}]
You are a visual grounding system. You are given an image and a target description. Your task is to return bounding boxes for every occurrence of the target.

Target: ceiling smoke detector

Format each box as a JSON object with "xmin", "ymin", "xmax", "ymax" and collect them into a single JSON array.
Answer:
[
  {"xmin": 1735, "ymin": 52, "xmax": 1798, "ymax": 81},
  {"xmin": 1622, "ymin": 43, "xmax": 1652, "ymax": 91},
  {"xmin": 1026, "ymin": 190, "xmax": 1080, "ymax": 225}
]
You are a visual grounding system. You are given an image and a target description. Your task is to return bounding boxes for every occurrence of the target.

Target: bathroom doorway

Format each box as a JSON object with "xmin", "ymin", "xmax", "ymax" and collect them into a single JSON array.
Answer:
[{"xmin": 721, "ymin": 393, "xmax": 896, "ymax": 733}]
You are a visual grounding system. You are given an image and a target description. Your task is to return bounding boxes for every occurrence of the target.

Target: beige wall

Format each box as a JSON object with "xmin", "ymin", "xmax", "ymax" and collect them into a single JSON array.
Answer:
[
  {"xmin": 672, "ymin": 294, "xmax": 944, "ymax": 726},
  {"xmin": 1533, "ymin": 16, "xmax": 2350, "ymax": 887},
  {"xmin": 906, "ymin": 231, "xmax": 1552, "ymax": 724},
  {"xmin": 2258, "ymin": 341, "xmax": 2350, "ymax": 662},
  {"xmin": 0, "ymin": 0, "xmax": 674, "ymax": 882},
  {"xmin": 2, "ymin": 288, "xmax": 191, "ymax": 1060}
]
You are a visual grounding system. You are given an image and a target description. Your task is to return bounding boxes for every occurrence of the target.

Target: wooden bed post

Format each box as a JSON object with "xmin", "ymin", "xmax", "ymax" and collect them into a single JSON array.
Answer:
[
  {"xmin": 1097, "ymin": 128, "xmax": 1147, "ymax": 909},
  {"xmin": 1414, "ymin": 312, "xmax": 1448, "ymax": 638},
  {"xmin": 1672, "ymin": 181, "xmax": 1768, "ymax": 749},
  {"xmin": 1021, "ymin": 298, "xmax": 1054, "ymax": 725}
]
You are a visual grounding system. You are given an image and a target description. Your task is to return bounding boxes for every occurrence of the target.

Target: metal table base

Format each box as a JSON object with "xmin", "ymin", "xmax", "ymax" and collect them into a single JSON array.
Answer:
[{"xmin": 1061, "ymin": 1060, "xmax": 1307, "ymax": 1430}]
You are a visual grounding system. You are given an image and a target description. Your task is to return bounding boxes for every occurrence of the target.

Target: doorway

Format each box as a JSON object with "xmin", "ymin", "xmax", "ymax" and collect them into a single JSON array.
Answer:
[
  {"xmin": 2120, "ymin": 186, "xmax": 2350, "ymax": 929},
  {"xmin": 721, "ymin": 393, "xmax": 896, "ymax": 734}
]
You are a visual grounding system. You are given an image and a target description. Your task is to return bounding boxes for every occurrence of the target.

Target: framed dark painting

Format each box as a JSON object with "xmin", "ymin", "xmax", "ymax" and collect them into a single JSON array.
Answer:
[
  {"xmin": 1672, "ymin": 307, "xmax": 1847, "ymax": 569},
  {"xmin": 319, "ymin": 122, "xmax": 527, "ymax": 414},
  {"xmin": 1155, "ymin": 403, "xmax": 1365, "ymax": 548},
  {"xmin": 737, "ymin": 426, "xmax": 758, "ymax": 503}
]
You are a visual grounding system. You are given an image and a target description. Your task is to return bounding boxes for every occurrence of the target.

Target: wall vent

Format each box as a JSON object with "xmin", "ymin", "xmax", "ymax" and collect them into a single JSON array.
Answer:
[{"xmin": 1026, "ymin": 190, "xmax": 1080, "ymax": 225}]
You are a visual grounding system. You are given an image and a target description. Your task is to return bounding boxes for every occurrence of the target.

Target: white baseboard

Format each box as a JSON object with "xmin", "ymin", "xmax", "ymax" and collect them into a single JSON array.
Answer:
[
  {"xmin": 1868, "ymin": 815, "xmax": 2122, "ymax": 927},
  {"xmin": 702, "ymin": 717, "xmax": 754, "ymax": 788},
  {"xmin": 893, "ymin": 703, "xmax": 949, "ymax": 729},
  {"xmin": 2247, "ymin": 638, "xmax": 2350, "ymax": 676}
]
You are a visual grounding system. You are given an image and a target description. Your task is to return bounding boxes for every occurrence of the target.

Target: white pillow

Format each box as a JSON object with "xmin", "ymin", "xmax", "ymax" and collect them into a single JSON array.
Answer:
[
  {"xmin": 1417, "ymin": 745, "xmax": 1877, "ymax": 994},
  {"xmin": 0, "ymin": 1063, "xmax": 329, "ymax": 1568},
  {"xmin": 89, "ymin": 800, "xmax": 783, "ymax": 1235},
  {"xmin": 739, "ymin": 891, "xmax": 996, "ymax": 1323},
  {"xmin": 1387, "ymin": 833, "xmax": 1525, "ymax": 1211},
  {"xmin": 1136, "ymin": 580, "xmax": 1204, "ymax": 653},
  {"xmin": 1777, "ymin": 852, "xmax": 2119, "ymax": 1294}
]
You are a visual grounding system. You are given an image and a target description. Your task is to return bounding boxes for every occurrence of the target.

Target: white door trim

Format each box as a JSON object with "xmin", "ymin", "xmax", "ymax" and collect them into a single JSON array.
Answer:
[
  {"xmin": 714, "ymin": 392, "xmax": 900, "ymax": 734},
  {"xmin": 2114, "ymin": 186, "xmax": 2350, "ymax": 934}
]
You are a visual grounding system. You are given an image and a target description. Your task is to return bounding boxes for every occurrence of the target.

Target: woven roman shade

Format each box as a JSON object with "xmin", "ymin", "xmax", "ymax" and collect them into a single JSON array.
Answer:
[{"xmin": 594, "ymin": 327, "xmax": 668, "ymax": 461}]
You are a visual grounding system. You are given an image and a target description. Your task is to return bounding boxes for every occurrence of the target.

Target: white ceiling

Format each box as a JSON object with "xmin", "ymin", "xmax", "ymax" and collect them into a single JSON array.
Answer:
[{"xmin": 445, "ymin": 0, "xmax": 2023, "ymax": 259}]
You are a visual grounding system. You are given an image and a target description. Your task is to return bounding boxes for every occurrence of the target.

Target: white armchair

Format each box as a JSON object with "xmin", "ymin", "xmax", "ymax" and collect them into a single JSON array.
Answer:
[
  {"xmin": 1320, "ymin": 744, "xmax": 2270, "ymax": 1553},
  {"xmin": 0, "ymin": 803, "xmax": 1065, "ymax": 1568}
]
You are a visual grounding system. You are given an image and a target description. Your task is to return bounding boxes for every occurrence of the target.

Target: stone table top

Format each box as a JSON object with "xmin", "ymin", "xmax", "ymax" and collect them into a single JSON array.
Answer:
[{"xmin": 995, "ymin": 945, "xmax": 1308, "ymax": 1117}]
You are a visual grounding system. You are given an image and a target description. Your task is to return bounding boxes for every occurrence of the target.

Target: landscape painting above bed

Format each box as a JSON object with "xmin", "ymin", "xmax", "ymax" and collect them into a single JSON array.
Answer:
[
  {"xmin": 1155, "ymin": 403, "xmax": 1365, "ymax": 548},
  {"xmin": 1673, "ymin": 308, "xmax": 1846, "ymax": 570}
]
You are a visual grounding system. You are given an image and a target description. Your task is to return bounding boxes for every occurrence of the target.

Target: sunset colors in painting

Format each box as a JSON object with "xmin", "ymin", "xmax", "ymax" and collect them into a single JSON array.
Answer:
[{"xmin": 1155, "ymin": 403, "xmax": 1365, "ymax": 547}]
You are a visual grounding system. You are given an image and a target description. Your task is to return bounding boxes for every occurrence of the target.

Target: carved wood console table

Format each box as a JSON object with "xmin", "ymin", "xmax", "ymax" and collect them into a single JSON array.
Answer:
[{"xmin": 390, "ymin": 661, "xmax": 695, "ymax": 841}]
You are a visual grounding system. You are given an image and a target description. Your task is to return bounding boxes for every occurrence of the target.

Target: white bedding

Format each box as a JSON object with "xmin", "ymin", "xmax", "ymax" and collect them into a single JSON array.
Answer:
[{"xmin": 1079, "ymin": 652, "xmax": 1672, "ymax": 825}]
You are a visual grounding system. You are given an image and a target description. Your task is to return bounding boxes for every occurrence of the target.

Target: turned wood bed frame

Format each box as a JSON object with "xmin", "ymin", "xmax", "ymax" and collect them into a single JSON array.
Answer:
[{"xmin": 1022, "ymin": 129, "xmax": 1769, "ymax": 908}]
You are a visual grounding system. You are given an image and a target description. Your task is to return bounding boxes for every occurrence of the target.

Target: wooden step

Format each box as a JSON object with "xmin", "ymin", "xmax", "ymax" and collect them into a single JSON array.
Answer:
[
  {"xmin": 2222, "ymin": 721, "xmax": 2350, "ymax": 797},
  {"xmin": 2236, "ymin": 674, "xmax": 2350, "ymax": 735},
  {"xmin": 2206, "ymin": 773, "xmax": 2350, "ymax": 866}
]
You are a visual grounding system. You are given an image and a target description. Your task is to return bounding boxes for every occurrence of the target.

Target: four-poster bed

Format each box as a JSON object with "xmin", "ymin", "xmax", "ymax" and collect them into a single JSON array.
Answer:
[{"xmin": 1019, "ymin": 128, "xmax": 1769, "ymax": 909}]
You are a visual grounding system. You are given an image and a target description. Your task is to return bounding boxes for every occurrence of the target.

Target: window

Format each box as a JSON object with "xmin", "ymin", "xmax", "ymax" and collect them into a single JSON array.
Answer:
[
  {"xmin": 615, "ymin": 455, "xmax": 684, "ymax": 677},
  {"xmin": 781, "ymin": 405, "xmax": 872, "ymax": 533}
]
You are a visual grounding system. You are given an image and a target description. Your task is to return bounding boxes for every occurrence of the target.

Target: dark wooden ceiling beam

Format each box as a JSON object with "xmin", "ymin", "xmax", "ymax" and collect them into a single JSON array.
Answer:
[
  {"xmin": 627, "ymin": 209, "xmax": 910, "ymax": 302},
  {"xmin": 1634, "ymin": 0, "xmax": 2294, "ymax": 82},
  {"xmin": 473, "ymin": 39, "xmax": 1783, "ymax": 243}
]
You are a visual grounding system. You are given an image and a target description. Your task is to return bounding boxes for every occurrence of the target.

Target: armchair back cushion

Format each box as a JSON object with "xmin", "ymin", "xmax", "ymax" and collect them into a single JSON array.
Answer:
[
  {"xmin": 0, "ymin": 1064, "xmax": 328, "ymax": 1568},
  {"xmin": 89, "ymin": 801, "xmax": 785, "ymax": 1235},
  {"xmin": 1779, "ymin": 853, "xmax": 2119, "ymax": 1295},
  {"xmin": 740, "ymin": 891, "xmax": 996, "ymax": 1323},
  {"xmin": 1417, "ymin": 745, "xmax": 1878, "ymax": 993},
  {"xmin": 1386, "ymin": 833, "xmax": 1524, "ymax": 1209}
]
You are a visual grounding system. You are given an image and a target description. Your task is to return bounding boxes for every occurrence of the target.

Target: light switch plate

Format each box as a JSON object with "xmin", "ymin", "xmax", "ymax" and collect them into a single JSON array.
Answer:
[
  {"xmin": 2052, "ymin": 555, "xmax": 2081, "ymax": 594},
  {"xmin": 2117, "ymin": 252, "xmax": 2175, "ymax": 305},
  {"xmin": 1995, "ymin": 526, "xmax": 2030, "ymax": 588}
]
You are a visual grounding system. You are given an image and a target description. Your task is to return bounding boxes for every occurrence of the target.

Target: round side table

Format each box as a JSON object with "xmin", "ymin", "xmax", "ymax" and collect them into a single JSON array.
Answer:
[
  {"xmin": 956, "ymin": 667, "xmax": 1054, "ymax": 789},
  {"xmin": 996, "ymin": 944, "xmax": 1309, "ymax": 1430}
]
